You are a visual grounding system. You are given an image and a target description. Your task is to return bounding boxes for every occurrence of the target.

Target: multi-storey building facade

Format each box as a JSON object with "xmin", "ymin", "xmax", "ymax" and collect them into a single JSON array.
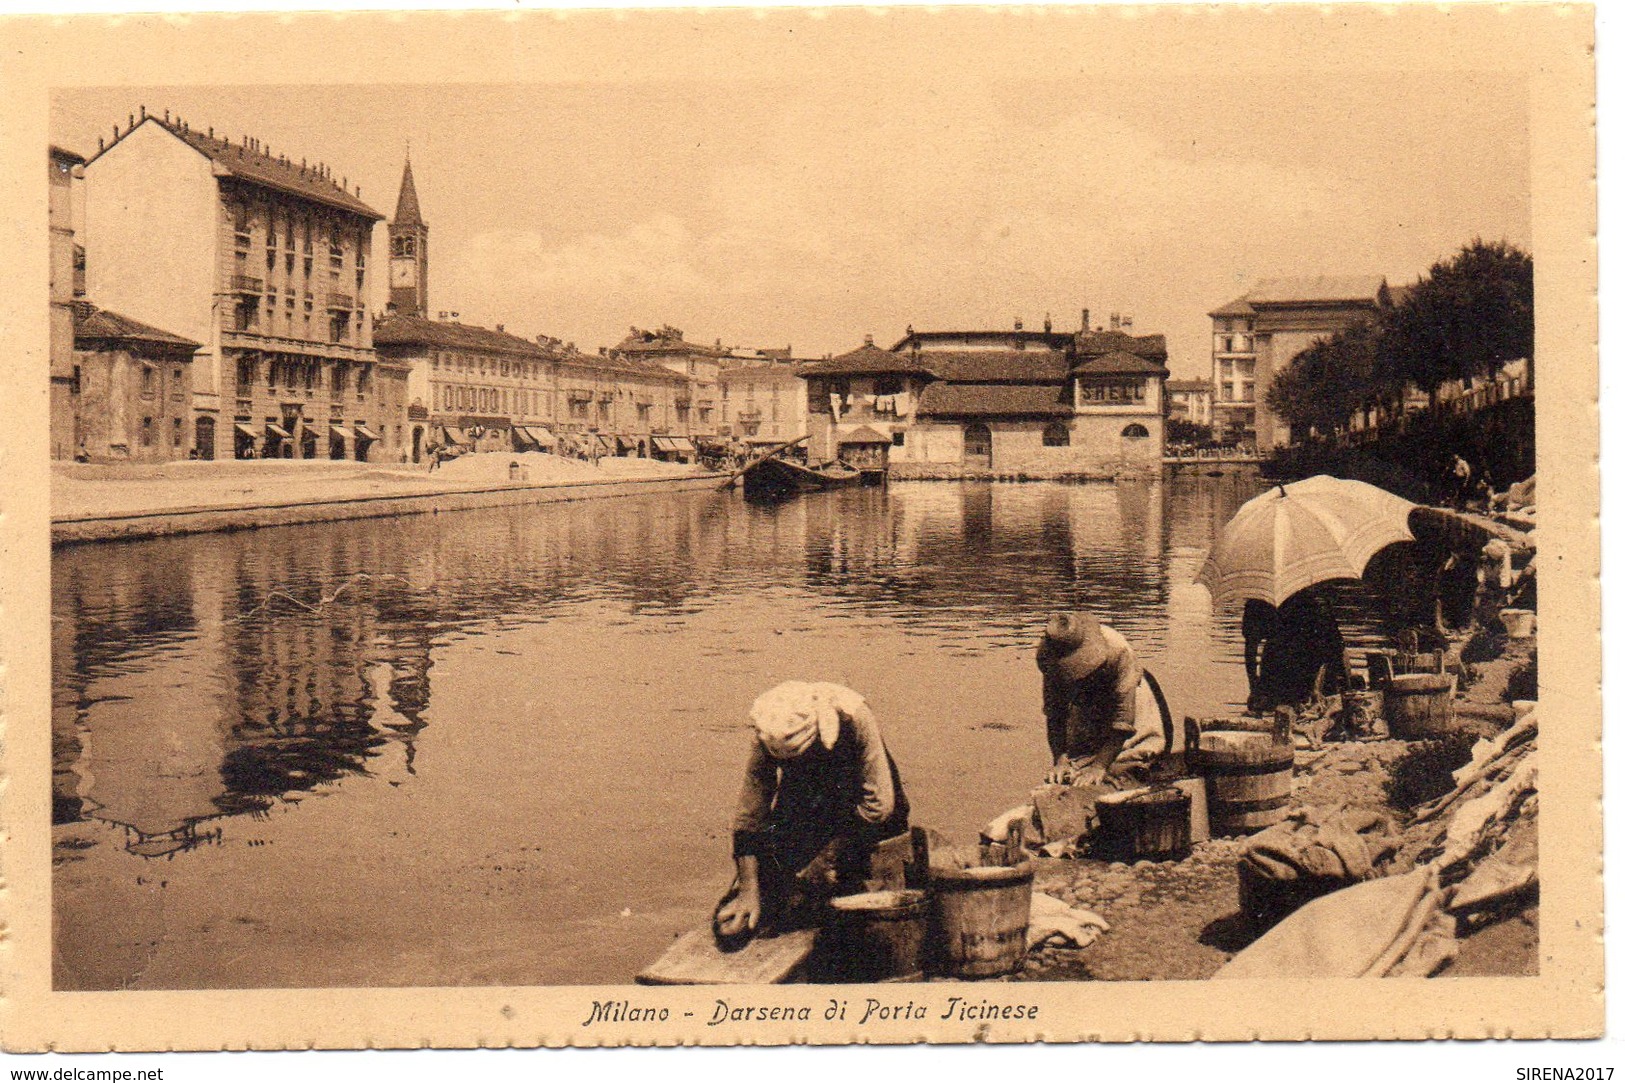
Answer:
[
  {"xmin": 49, "ymin": 145, "xmax": 85, "ymax": 461},
  {"xmin": 375, "ymin": 316, "xmax": 560, "ymax": 460},
  {"xmin": 372, "ymin": 160, "xmax": 689, "ymax": 462},
  {"xmin": 69, "ymin": 302, "xmax": 202, "ymax": 464},
  {"xmin": 51, "ymin": 142, "xmax": 204, "ymax": 464},
  {"xmin": 1165, "ymin": 378, "xmax": 1214, "ymax": 429},
  {"xmin": 610, "ymin": 326, "xmax": 729, "ymax": 442},
  {"xmin": 719, "ymin": 356, "xmax": 809, "ymax": 448},
  {"xmin": 555, "ymin": 347, "xmax": 689, "ymax": 459},
  {"xmin": 802, "ymin": 319, "xmax": 1169, "ymax": 478},
  {"xmin": 81, "ymin": 109, "xmax": 395, "ymax": 461},
  {"xmin": 1209, "ymin": 276, "xmax": 1390, "ymax": 448}
]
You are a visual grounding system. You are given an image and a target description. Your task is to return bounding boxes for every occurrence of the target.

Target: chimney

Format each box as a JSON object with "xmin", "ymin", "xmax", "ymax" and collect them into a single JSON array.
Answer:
[
  {"xmin": 863, "ymin": 333, "xmax": 875, "ymax": 346},
  {"xmin": 1014, "ymin": 317, "xmax": 1023, "ymax": 331},
  {"xmin": 1081, "ymin": 308, "xmax": 1090, "ymax": 333},
  {"xmin": 1121, "ymin": 314, "xmax": 1133, "ymax": 330},
  {"xmin": 1044, "ymin": 313, "xmax": 1052, "ymax": 333},
  {"xmin": 496, "ymin": 324, "xmax": 505, "ymax": 333},
  {"xmin": 1110, "ymin": 312, "xmax": 1121, "ymax": 331}
]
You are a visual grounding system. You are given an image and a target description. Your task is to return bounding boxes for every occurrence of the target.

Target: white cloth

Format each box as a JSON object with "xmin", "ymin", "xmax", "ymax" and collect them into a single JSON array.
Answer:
[{"xmin": 749, "ymin": 680, "xmax": 850, "ymax": 761}]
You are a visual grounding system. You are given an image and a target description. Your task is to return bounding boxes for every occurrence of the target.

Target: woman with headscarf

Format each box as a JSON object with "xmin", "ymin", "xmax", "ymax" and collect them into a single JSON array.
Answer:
[{"xmin": 713, "ymin": 681, "xmax": 909, "ymax": 946}]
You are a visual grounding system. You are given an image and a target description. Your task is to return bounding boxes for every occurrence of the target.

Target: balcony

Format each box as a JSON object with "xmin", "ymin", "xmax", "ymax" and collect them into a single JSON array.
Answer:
[
  {"xmin": 326, "ymin": 292, "xmax": 355, "ymax": 311},
  {"xmin": 228, "ymin": 274, "xmax": 264, "ymax": 294}
]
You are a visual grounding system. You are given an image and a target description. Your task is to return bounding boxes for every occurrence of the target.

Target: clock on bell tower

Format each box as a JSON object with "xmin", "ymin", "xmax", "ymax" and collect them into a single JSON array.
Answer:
[{"xmin": 387, "ymin": 157, "xmax": 428, "ymax": 317}]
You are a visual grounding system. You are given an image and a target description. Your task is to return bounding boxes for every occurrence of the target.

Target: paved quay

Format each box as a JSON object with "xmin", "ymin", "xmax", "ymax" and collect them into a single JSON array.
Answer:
[{"xmin": 52, "ymin": 454, "xmax": 723, "ymax": 546}]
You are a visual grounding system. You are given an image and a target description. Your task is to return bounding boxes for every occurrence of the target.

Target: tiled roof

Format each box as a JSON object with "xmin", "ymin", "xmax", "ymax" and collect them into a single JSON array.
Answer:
[
  {"xmin": 916, "ymin": 383, "xmax": 1072, "ymax": 418},
  {"xmin": 893, "ymin": 329, "xmax": 1074, "ymax": 352},
  {"xmin": 720, "ymin": 363, "xmax": 806, "ymax": 384},
  {"xmin": 72, "ymin": 301, "xmax": 200, "ymax": 349},
  {"xmin": 1073, "ymin": 350, "xmax": 1170, "ymax": 377},
  {"xmin": 798, "ymin": 343, "xmax": 938, "ymax": 378},
  {"xmin": 1165, "ymin": 379, "xmax": 1211, "ymax": 392},
  {"xmin": 1243, "ymin": 275, "xmax": 1387, "ymax": 305},
  {"xmin": 1074, "ymin": 330, "xmax": 1168, "ymax": 362},
  {"xmin": 837, "ymin": 425, "xmax": 894, "ymax": 445},
  {"xmin": 915, "ymin": 350, "xmax": 1070, "ymax": 383},
  {"xmin": 1208, "ymin": 295, "xmax": 1255, "ymax": 318},
  {"xmin": 612, "ymin": 327, "xmax": 730, "ymax": 358},
  {"xmin": 374, "ymin": 316, "xmax": 552, "ymax": 357},
  {"xmin": 555, "ymin": 351, "xmax": 690, "ymax": 383},
  {"xmin": 92, "ymin": 116, "xmax": 383, "ymax": 221}
]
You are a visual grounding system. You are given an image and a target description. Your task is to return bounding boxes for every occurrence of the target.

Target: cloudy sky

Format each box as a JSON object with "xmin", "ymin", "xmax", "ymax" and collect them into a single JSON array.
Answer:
[{"xmin": 50, "ymin": 12, "xmax": 1532, "ymax": 379}]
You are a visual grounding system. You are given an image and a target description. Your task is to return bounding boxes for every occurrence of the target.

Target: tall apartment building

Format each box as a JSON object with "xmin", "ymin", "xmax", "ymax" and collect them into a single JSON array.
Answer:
[
  {"xmin": 81, "ymin": 108, "xmax": 397, "ymax": 461},
  {"xmin": 1209, "ymin": 276, "xmax": 1390, "ymax": 448}
]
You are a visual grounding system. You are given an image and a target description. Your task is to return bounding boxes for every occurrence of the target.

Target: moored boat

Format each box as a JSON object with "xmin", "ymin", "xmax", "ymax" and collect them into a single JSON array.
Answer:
[{"xmin": 740, "ymin": 455, "xmax": 865, "ymax": 500}]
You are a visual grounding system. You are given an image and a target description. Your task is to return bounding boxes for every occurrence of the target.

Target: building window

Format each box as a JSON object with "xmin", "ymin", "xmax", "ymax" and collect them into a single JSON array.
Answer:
[
  {"xmin": 1042, "ymin": 422, "xmax": 1070, "ymax": 447},
  {"xmin": 1121, "ymin": 423, "xmax": 1150, "ymax": 439},
  {"xmin": 140, "ymin": 364, "xmax": 156, "ymax": 396},
  {"xmin": 874, "ymin": 375, "xmax": 903, "ymax": 395},
  {"xmin": 891, "ymin": 430, "xmax": 905, "ymax": 448},
  {"xmin": 173, "ymin": 417, "xmax": 183, "ymax": 445},
  {"xmin": 141, "ymin": 417, "xmax": 154, "ymax": 446}
]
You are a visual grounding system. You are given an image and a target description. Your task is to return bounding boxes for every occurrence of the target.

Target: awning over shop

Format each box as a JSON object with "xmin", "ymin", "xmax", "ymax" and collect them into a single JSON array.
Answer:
[
  {"xmin": 616, "ymin": 435, "xmax": 638, "ymax": 453},
  {"xmin": 592, "ymin": 433, "xmax": 616, "ymax": 453},
  {"xmin": 523, "ymin": 426, "xmax": 558, "ymax": 449},
  {"xmin": 329, "ymin": 425, "xmax": 356, "ymax": 442},
  {"xmin": 654, "ymin": 436, "xmax": 697, "ymax": 454},
  {"xmin": 441, "ymin": 426, "xmax": 471, "ymax": 447},
  {"xmin": 512, "ymin": 427, "xmax": 540, "ymax": 450},
  {"xmin": 265, "ymin": 423, "xmax": 292, "ymax": 440},
  {"xmin": 353, "ymin": 424, "xmax": 379, "ymax": 442},
  {"xmin": 234, "ymin": 423, "xmax": 260, "ymax": 439}
]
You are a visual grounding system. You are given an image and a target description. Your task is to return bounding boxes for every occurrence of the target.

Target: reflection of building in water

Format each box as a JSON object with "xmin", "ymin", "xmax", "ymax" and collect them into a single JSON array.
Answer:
[
  {"xmin": 217, "ymin": 545, "xmax": 385, "ymax": 816},
  {"xmin": 52, "ymin": 532, "xmax": 408, "ymax": 849},
  {"xmin": 51, "ymin": 546, "xmax": 223, "ymax": 837}
]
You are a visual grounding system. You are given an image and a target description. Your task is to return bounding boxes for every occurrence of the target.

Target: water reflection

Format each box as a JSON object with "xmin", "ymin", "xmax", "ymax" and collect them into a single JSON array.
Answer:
[
  {"xmin": 60, "ymin": 474, "xmax": 1412, "ymax": 986},
  {"xmin": 54, "ymin": 476, "xmax": 1306, "ymax": 857}
]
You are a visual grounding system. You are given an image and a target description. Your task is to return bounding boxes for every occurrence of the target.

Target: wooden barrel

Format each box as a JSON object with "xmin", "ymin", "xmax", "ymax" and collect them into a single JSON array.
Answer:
[
  {"xmin": 1194, "ymin": 730, "xmax": 1294, "ymax": 836},
  {"xmin": 1093, "ymin": 786, "xmax": 1191, "ymax": 862},
  {"xmin": 1383, "ymin": 673, "xmax": 1457, "ymax": 739},
  {"xmin": 825, "ymin": 889, "xmax": 929, "ymax": 982},
  {"xmin": 928, "ymin": 862, "xmax": 1033, "ymax": 978}
]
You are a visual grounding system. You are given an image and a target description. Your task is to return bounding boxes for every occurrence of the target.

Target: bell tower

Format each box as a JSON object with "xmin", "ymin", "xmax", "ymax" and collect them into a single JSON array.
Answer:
[{"xmin": 388, "ymin": 156, "xmax": 428, "ymax": 317}]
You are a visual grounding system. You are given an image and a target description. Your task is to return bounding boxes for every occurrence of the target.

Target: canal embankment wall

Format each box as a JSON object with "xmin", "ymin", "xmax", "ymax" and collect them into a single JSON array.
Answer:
[{"xmin": 52, "ymin": 473, "xmax": 727, "ymax": 546}]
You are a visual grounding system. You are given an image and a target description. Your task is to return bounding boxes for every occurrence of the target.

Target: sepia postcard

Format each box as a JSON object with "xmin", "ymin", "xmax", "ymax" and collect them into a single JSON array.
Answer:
[{"xmin": 0, "ymin": 3, "xmax": 1600, "ymax": 1051}]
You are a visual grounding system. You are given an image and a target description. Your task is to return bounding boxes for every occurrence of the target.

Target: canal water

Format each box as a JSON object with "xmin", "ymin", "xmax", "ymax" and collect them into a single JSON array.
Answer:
[{"xmin": 51, "ymin": 473, "xmax": 1386, "ymax": 990}]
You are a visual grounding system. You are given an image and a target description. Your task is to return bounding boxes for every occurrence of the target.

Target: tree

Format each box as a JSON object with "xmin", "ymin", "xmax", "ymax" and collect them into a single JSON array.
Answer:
[
  {"xmin": 1387, "ymin": 239, "xmax": 1534, "ymax": 400},
  {"xmin": 1167, "ymin": 418, "xmax": 1213, "ymax": 445}
]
